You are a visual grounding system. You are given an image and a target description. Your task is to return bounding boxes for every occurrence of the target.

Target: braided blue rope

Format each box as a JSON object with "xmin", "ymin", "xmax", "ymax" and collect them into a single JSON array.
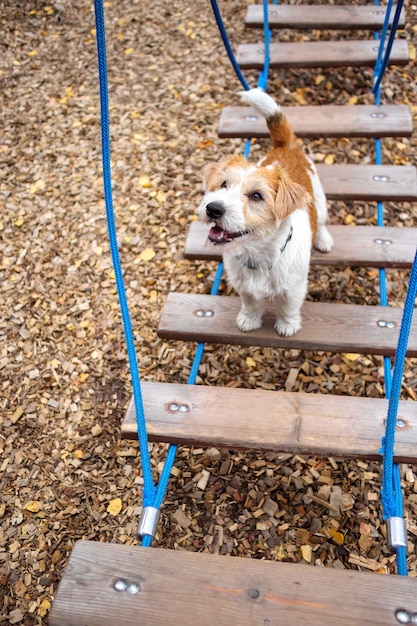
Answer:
[
  {"xmin": 372, "ymin": 0, "xmax": 410, "ymax": 575},
  {"xmin": 94, "ymin": 0, "xmax": 156, "ymax": 507},
  {"xmin": 257, "ymin": 0, "xmax": 272, "ymax": 91},
  {"xmin": 372, "ymin": 0, "xmax": 404, "ymax": 94},
  {"xmin": 380, "ymin": 251, "xmax": 417, "ymax": 574},
  {"xmin": 210, "ymin": 0, "xmax": 250, "ymax": 91}
]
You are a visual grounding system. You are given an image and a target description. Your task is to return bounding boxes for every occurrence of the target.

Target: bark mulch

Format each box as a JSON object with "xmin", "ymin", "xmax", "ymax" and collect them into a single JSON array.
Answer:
[{"xmin": 1, "ymin": 0, "xmax": 417, "ymax": 624}]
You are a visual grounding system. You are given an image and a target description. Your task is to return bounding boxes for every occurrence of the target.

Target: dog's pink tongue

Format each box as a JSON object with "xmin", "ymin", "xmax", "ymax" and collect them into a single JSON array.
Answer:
[{"xmin": 208, "ymin": 225, "xmax": 230, "ymax": 244}]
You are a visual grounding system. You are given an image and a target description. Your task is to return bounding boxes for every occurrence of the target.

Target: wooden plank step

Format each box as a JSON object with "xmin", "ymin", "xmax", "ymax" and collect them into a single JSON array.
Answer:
[
  {"xmin": 237, "ymin": 39, "xmax": 408, "ymax": 70},
  {"xmin": 245, "ymin": 4, "xmax": 406, "ymax": 30},
  {"xmin": 122, "ymin": 382, "xmax": 417, "ymax": 463},
  {"xmin": 49, "ymin": 541, "xmax": 417, "ymax": 626},
  {"xmin": 218, "ymin": 104, "xmax": 413, "ymax": 139},
  {"xmin": 183, "ymin": 223, "xmax": 417, "ymax": 268},
  {"xmin": 158, "ymin": 293, "xmax": 417, "ymax": 357}
]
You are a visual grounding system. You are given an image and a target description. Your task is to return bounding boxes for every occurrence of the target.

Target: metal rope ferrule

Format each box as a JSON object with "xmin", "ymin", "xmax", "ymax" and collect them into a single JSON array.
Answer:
[
  {"xmin": 386, "ymin": 516, "xmax": 407, "ymax": 551},
  {"xmin": 137, "ymin": 507, "xmax": 161, "ymax": 540}
]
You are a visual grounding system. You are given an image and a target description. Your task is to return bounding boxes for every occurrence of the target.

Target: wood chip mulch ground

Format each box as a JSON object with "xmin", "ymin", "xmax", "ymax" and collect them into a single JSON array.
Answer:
[{"xmin": 1, "ymin": 0, "xmax": 417, "ymax": 623}]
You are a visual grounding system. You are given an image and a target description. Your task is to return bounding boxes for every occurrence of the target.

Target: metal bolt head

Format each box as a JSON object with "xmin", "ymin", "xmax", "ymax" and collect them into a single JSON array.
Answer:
[
  {"xmin": 168, "ymin": 403, "xmax": 179, "ymax": 411},
  {"xmin": 244, "ymin": 115, "xmax": 258, "ymax": 121},
  {"xmin": 178, "ymin": 404, "xmax": 189, "ymax": 413},
  {"xmin": 247, "ymin": 588, "xmax": 261, "ymax": 600},
  {"xmin": 114, "ymin": 579, "xmax": 128, "ymax": 592},
  {"xmin": 395, "ymin": 609, "xmax": 411, "ymax": 624},
  {"xmin": 126, "ymin": 582, "xmax": 141, "ymax": 595}
]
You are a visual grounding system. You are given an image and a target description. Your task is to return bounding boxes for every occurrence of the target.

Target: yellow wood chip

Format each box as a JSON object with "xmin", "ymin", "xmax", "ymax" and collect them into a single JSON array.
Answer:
[
  {"xmin": 38, "ymin": 599, "xmax": 51, "ymax": 617},
  {"xmin": 343, "ymin": 353, "xmax": 360, "ymax": 362},
  {"xmin": 329, "ymin": 528, "xmax": 344, "ymax": 545},
  {"xmin": 107, "ymin": 498, "xmax": 122, "ymax": 516},
  {"xmin": 74, "ymin": 449, "xmax": 83, "ymax": 459},
  {"xmin": 30, "ymin": 179, "xmax": 45, "ymax": 194},
  {"xmin": 246, "ymin": 357, "xmax": 256, "ymax": 368},
  {"xmin": 138, "ymin": 175, "xmax": 151, "ymax": 188},
  {"xmin": 139, "ymin": 247, "xmax": 156, "ymax": 262},
  {"xmin": 301, "ymin": 544, "xmax": 312, "ymax": 563},
  {"xmin": 26, "ymin": 501, "xmax": 42, "ymax": 513}
]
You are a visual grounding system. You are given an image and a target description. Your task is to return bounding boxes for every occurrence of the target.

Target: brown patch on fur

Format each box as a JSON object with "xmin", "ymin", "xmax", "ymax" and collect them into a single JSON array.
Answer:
[
  {"xmin": 203, "ymin": 155, "xmax": 248, "ymax": 191},
  {"xmin": 262, "ymin": 147, "xmax": 318, "ymax": 241},
  {"xmin": 267, "ymin": 112, "xmax": 297, "ymax": 149}
]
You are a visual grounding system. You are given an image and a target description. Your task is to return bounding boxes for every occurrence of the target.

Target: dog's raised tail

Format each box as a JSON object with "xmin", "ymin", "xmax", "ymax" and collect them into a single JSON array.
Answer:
[{"xmin": 239, "ymin": 88, "xmax": 294, "ymax": 149}]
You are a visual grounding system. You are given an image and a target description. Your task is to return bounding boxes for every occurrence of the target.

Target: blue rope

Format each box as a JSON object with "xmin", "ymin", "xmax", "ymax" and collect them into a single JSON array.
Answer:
[
  {"xmin": 380, "ymin": 251, "xmax": 417, "ymax": 574},
  {"xmin": 371, "ymin": 0, "xmax": 410, "ymax": 575},
  {"xmin": 257, "ymin": 0, "xmax": 272, "ymax": 91},
  {"xmin": 210, "ymin": 0, "xmax": 250, "ymax": 91},
  {"xmin": 94, "ymin": 0, "xmax": 156, "ymax": 507},
  {"xmin": 372, "ymin": 0, "xmax": 404, "ymax": 94}
]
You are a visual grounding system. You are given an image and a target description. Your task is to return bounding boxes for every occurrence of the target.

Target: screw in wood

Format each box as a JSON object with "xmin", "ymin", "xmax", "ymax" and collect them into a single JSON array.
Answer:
[
  {"xmin": 374, "ymin": 238, "xmax": 392, "ymax": 246},
  {"xmin": 126, "ymin": 582, "xmax": 141, "ymax": 595},
  {"xmin": 196, "ymin": 310, "xmax": 214, "ymax": 317},
  {"xmin": 395, "ymin": 609, "xmax": 411, "ymax": 624},
  {"xmin": 114, "ymin": 579, "xmax": 128, "ymax": 592},
  {"xmin": 377, "ymin": 320, "xmax": 396, "ymax": 328}
]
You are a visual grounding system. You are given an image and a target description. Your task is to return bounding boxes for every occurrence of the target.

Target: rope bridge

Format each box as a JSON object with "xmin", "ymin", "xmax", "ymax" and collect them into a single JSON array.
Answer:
[{"xmin": 49, "ymin": 1, "xmax": 417, "ymax": 623}]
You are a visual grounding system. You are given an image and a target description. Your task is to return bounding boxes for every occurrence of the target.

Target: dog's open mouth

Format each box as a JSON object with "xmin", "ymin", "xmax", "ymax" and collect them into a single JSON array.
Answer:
[{"xmin": 208, "ymin": 224, "xmax": 249, "ymax": 244}]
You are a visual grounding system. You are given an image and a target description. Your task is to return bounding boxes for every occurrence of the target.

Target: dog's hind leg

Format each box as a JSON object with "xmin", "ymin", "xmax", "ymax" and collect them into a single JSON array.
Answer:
[{"xmin": 309, "ymin": 160, "xmax": 333, "ymax": 253}]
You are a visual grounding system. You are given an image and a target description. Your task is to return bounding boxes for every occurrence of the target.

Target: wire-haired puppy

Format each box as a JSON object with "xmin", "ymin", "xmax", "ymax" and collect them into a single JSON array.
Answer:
[{"xmin": 197, "ymin": 87, "xmax": 333, "ymax": 337}]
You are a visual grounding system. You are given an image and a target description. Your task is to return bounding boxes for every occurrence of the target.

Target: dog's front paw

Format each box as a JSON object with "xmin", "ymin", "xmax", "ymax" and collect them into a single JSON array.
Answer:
[
  {"xmin": 275, "ymin": 317, "xmax": 302, "ymax": 337},
  {"xmin": 315, "ymin": 226, "xmax": 334, "ymax": 253},
  {"xmin": 236, "ymin": 309, "xmax": 262, "ymax": 332}
]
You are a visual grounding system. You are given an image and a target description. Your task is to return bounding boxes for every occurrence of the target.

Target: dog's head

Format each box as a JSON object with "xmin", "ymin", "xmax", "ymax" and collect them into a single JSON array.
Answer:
[{"xmin": 198, "ymin": 155, "xmax": 310, "ymax": 245}]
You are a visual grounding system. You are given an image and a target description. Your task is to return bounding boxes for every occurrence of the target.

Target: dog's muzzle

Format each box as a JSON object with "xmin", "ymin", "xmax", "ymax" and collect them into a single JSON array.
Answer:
[{"xmin": 205, "ymin": 200, "xmax": 250, "ymax": 244}]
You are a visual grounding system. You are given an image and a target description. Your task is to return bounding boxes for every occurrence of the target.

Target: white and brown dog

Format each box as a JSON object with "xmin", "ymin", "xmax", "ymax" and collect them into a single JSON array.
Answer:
[{"xmin": 197, "ymin": 88, "xmax": 333, "ymax": 337}]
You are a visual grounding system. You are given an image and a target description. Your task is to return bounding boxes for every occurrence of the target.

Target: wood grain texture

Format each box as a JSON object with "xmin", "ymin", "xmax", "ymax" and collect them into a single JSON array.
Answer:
[
  {"xmin": 157, "ymin": 293, "xmax": 417, "ymax": 356},
  {"xmin": 183, "ymin": 222, "xmax": 417, "ymax": 267},
  {"xmin": 237, "ymin": 40, "xmax": 408, "ymax": 69},
  {"xmin": 218, "ymin": 105, "xmax": 413, "ymax": 138},
  {"xmin": 245, "ymin": 4, "xmax": 406, "ymax": 30},
  {"xmin": 121, "ymin": 382, "xmax": 417, "ymax": 462},
  {"xmin": 314, "ymin": 164, "xmax": 417, "ymax": 202},
  {"xmin": 49, "ymin": 541, "xmax": 417, "ymax": 626}
]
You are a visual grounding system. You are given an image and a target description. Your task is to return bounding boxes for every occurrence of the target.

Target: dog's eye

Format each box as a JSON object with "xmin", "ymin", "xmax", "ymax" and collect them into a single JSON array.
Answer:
[
  {"xmin": 250, "ymin": 192, "xmax": 263, "ymax": 201},
  {"xmin": 221, "ymin": 181, "xmax": 227, "ymax": 189}
]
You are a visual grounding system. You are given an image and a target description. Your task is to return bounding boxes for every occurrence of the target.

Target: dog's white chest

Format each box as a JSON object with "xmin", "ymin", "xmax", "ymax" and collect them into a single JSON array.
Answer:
[{"xmin": 225, "ymin": 254, "xmax": 288, "ymax": 299}]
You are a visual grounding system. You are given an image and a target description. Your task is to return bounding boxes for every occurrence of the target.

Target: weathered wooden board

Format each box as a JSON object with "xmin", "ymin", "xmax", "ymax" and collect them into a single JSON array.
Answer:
[
  {"xmin": 218, "ymin": 105, "xmax": 413, "ymax": 139},
  {"xmin": 183, "ymin": 223, "xmax": 417, "ymax": 267},
  {"xmin": 312, "ymin": 164, "xmax": 417, "ymax": 202},
  {"xmin": 245, "ymin": 4, "xmax": 406, "ymax": 30},
  {"xmin": 158, "ymin": 293, "xmax": 417, "ymax": 357},
  {"xmin": 49, "ymin": 541, "xmax": 417, "ymax": 626},
  {"xmin": 122, "ymin": 382, "xmax": 417, "ymax": 463},
  {"xmin": 237, "ymin": 40, "xmax": 408, "ymax": 70}
]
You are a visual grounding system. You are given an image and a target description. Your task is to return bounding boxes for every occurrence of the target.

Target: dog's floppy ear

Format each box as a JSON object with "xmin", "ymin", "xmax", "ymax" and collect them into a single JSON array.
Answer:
[{"xmin": 275, "ymin": 174, "xmax": 311, "ymax": 219}]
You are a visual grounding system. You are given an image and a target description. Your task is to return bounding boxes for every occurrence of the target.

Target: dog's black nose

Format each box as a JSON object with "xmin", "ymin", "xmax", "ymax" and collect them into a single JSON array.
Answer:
[{"xmin": 206, "ymin": 201, "xmax": 225, "ymax": 220}]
